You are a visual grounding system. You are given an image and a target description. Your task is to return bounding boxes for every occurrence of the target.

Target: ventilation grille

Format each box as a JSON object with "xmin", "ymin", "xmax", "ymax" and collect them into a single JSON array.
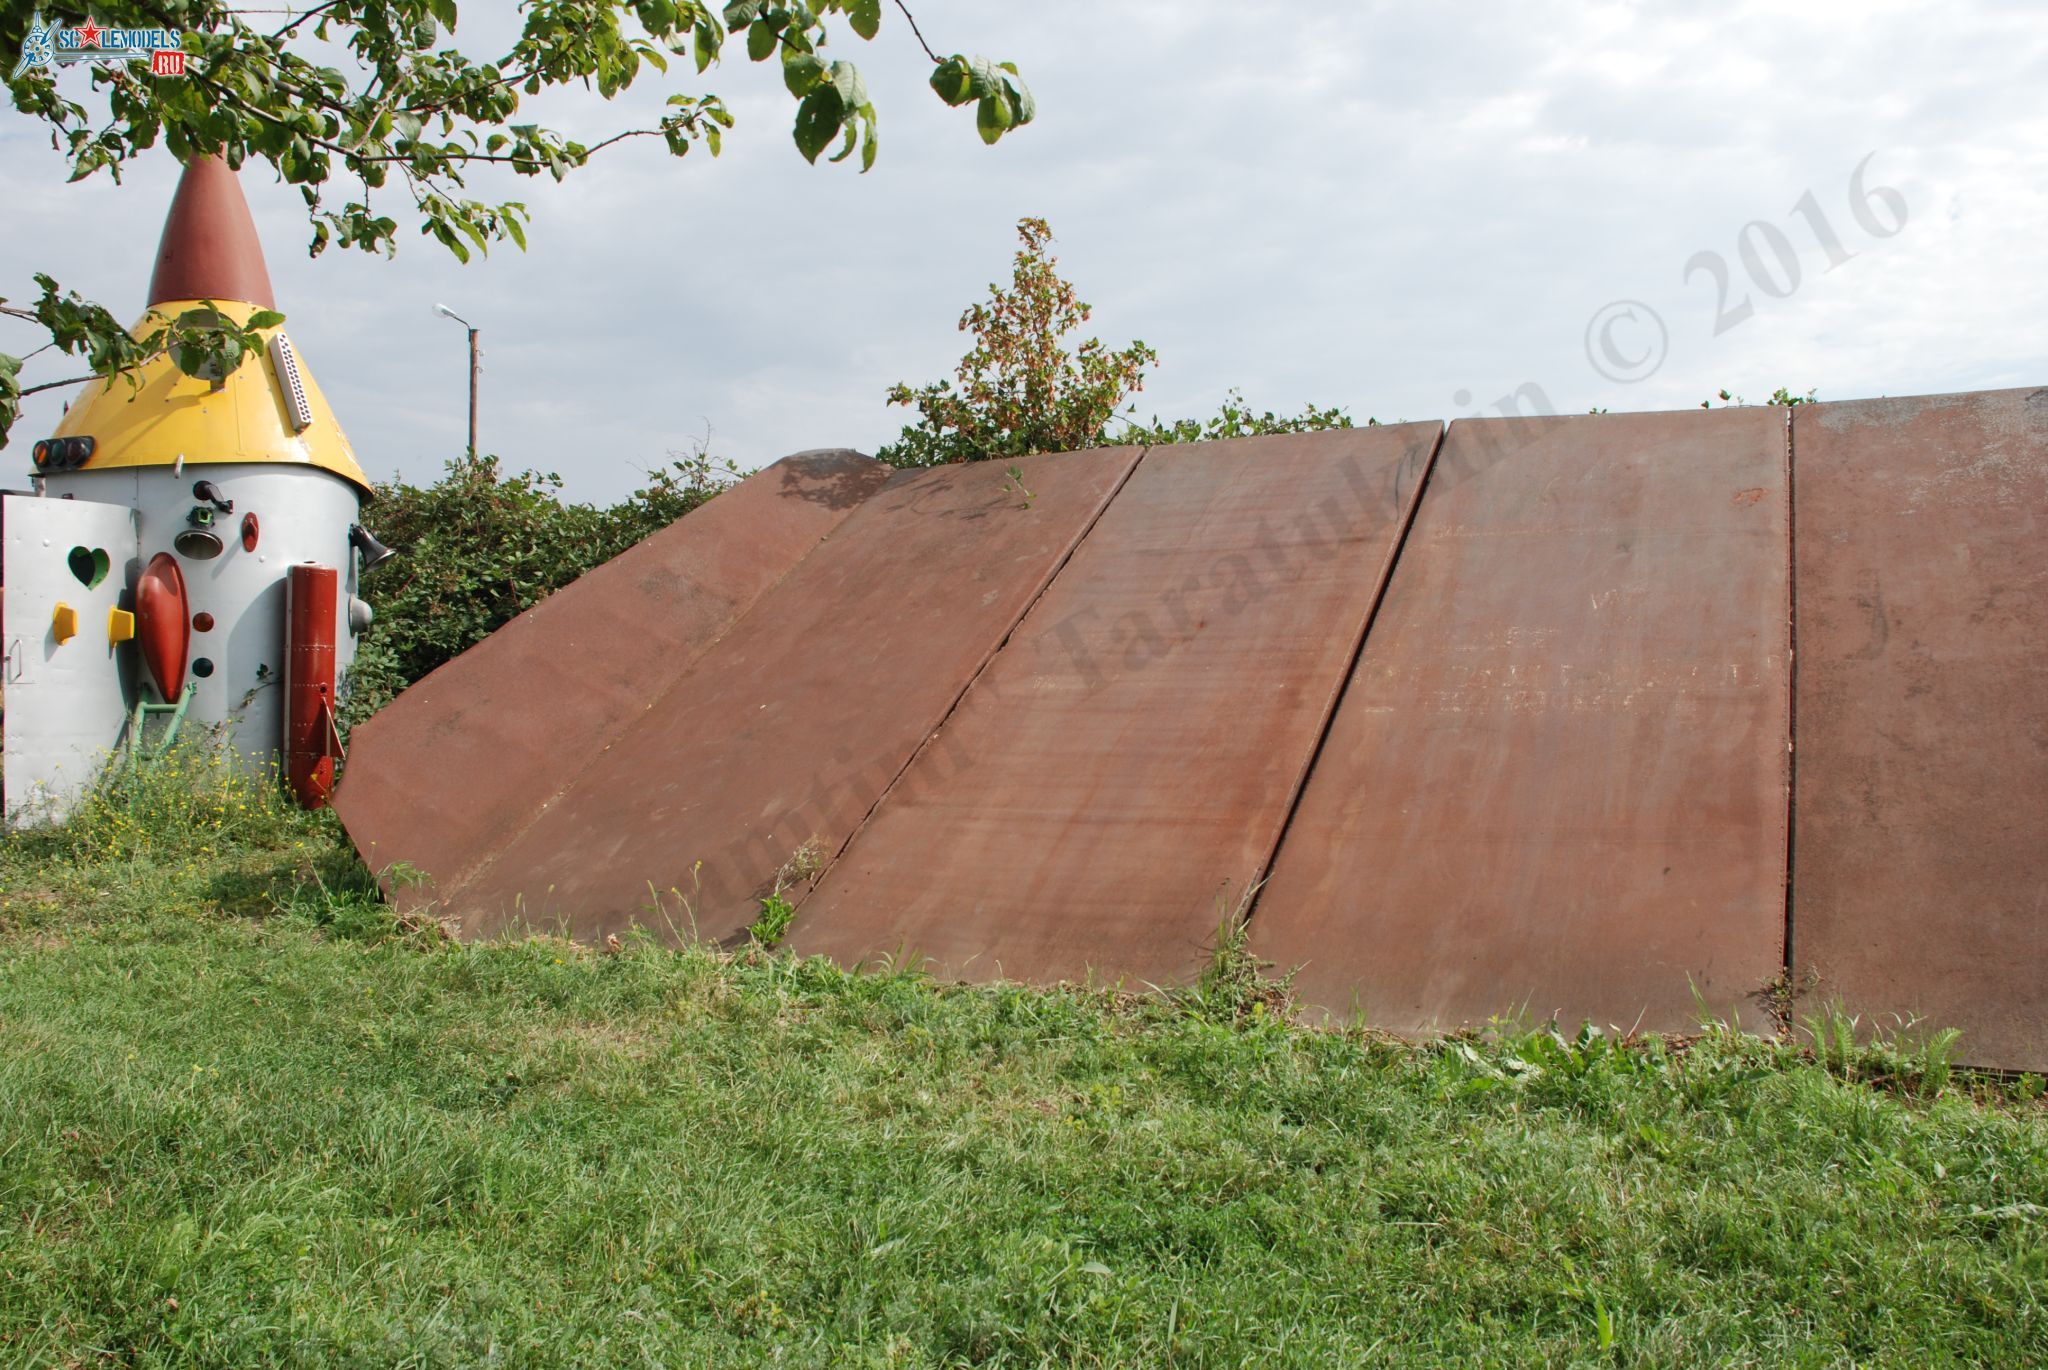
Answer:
[{"xmin": 269, "ymin": 332, "xmax": 314, "ymax": 432}]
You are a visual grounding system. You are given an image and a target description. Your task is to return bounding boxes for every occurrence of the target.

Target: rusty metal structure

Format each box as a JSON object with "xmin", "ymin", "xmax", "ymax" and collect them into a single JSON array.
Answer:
[
  {"xmin": 1252, "ymin": 408, "xmax": 1792, "ymax": 1035},
  {"xmin": 792, "ymin": 425, "xmax": 1440, "ymax": 985},
  {"xmin": 1789, "ymin": 389, "xmax": 2048, "ymax": 1071},
  {"xmin": 335, "ymin": 449, "xmax": 891, "ymax": 896},
  {"xmin": 336, "ymin": 387, "xmax": 2048, "ymax": 1069}
]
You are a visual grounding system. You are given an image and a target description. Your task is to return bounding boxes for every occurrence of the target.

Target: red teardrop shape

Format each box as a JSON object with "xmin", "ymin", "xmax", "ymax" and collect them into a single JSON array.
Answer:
[{"xmin": 134, "ymin": 551, "xmax": 191, "ymax": 700}]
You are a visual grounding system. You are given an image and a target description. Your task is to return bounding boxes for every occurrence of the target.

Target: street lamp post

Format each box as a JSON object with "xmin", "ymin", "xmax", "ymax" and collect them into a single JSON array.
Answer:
[{"xmin": 432, "ymin": 303, "xmax": 480, "ymax": 458}]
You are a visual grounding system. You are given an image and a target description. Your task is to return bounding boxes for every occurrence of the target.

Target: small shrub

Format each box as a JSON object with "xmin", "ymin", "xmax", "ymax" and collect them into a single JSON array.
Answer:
[
  {"xmin": 878, "ymin": 217, "xmax": 1157, "ymax": 468},
  {"xmin": 749, "ymin": 893, "xmax": 796, "ymax": 948},
  {"xmin": 1701, "ymin": 385, "xmax": 1818, "ymax": 408},
  {"xmin": 1185, "ymin": 893, "xmax": 1288, "ymax": 1026},
  {"xmin": 1121, "ymin": 388, "xmax": 1361, "ymax": 445}
]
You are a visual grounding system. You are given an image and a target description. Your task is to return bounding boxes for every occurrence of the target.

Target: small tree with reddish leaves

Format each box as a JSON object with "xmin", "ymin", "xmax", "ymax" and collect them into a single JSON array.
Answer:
[{"xmin": 879, "ymin": 218, "xmax": 1157, "ymax": 468}]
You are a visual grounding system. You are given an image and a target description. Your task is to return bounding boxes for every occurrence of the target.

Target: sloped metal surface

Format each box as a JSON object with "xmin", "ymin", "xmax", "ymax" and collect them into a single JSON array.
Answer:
[
  {"xmin": 1251, "ymin": 408, "xmax": 1791, "ymax": 1034},
  {"xmin": 334, "ymin": 450, "xmax": 891, "ymax": 898},
  {"xmin": 1789, "ymin": 388, "xmax": 2048, "ymax": 1070},
  {"xmin": 441, "ymin": 446, "xmax": 1142, "ymax": 944},
  {"xmin": 331, "ymin": 390, "xmax": 2048, "ymax": 1069},
  {"xmin": 789, "ymin": 425, "xmax": 1443, "ymax": 985}
]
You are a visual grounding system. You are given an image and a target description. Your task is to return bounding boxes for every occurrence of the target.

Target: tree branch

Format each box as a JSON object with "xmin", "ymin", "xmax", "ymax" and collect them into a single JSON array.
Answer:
[
  {"xmin": 892, "ymin": 0, "xmax": 941, "ymax": 64},
  {"xmin": 263, "ymin": 3, "xmax": 343, "ymax": 42},
  {"xmin": 20, "ymin": 374, "xmax": 98, "ymax": 397}
]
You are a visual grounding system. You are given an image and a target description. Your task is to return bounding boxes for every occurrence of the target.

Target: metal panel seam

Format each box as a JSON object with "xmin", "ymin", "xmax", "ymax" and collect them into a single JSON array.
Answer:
[
  {"xmin": 791, "ymin": 444, "xmax": 1155, "ymax": 921},
  {"xmin": 1782, "ymin": 405, "xmax": 1799, "ymax": 988},
  {"xmin": 1237, "ymin": 423, "xmax": 1447, "ymax": 935}
]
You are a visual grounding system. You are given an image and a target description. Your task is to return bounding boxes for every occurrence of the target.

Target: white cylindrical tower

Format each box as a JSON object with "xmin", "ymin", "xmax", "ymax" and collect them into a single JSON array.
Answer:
[{"xmin": 28, "ymin": 156, "xmax": 379, "ymax": 801}]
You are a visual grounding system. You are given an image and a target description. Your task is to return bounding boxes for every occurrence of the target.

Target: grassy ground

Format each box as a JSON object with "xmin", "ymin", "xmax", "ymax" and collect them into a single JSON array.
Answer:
[{"xmin": 1, "ymin": 756, "xmax": 2044, "ymax": 1367}]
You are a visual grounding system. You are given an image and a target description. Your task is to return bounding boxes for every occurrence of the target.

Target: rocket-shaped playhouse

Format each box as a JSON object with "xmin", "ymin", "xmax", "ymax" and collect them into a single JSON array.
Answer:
[{"xmin": 2, "ymin": 157, "xmax": 386, "ymax": 823}]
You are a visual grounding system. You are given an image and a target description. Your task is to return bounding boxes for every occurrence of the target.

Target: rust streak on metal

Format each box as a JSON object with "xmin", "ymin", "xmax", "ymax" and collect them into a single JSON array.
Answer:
[
  {"xmin": 1252, "ymin": 408, "xmax": 1791, "ymax": 1035},
  {"xmin": 1790, "ymin": 387, "xmax": 2048, "ymax": 1070},
  {"xmin": 789, "ymin": 425, "xmax": 1442, "ymax": 987}
]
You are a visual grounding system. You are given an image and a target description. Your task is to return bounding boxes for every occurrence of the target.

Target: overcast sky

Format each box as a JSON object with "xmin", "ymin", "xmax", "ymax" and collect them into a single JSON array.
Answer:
[{"xmin": 7, "ymin": 1, "xmax": 2046, "ymax": 503}]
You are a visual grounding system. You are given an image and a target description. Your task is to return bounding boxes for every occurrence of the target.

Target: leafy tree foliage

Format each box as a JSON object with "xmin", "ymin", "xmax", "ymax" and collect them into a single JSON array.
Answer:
[
  {"xmin": 341, "ymin": 448, "xmax": 736, "ymax": 726},
  {"xmin": 342, "ymin": 212, "xmax": 1357, "ymax": 728},
  {"xmin": 879, "ymin": 218, "xmax": 1358, "ymax": 467},
  {"xmin": 1, "ymin": 279, "xmax": 285, "ymax": 441},
  {"xmin": 0, "ymin": 1, "xmax": 1032, "ymax": 447},
  {"xmin": 1702, "ymin": 386, "xmax": 1818, "ymax": 407},
  {"xmin": 878, "ymin": 218, "xmax": 1158, "ymax": 468},
  {"xmin": 1122, "ymin": 389, "xmax": 1364, "ymax": 445}
]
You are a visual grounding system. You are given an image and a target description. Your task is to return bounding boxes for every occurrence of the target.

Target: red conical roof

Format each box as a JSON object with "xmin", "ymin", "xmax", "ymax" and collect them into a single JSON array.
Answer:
[{"xmin": 146, "ymin": 155, "xmax": 276, "ymax": 309}]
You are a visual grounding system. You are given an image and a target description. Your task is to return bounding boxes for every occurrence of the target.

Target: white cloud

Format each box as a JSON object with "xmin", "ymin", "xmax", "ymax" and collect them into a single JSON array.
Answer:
[{"xmin": 6, "ymin": 0, "xmax": 2045, "ymax": 501}]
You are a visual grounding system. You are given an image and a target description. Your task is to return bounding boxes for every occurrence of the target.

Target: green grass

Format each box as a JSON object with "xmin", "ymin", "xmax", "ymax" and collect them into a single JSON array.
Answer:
[{"xmin": 1, "ymin": 757, "xmax": 2044, "ymax": 1366}]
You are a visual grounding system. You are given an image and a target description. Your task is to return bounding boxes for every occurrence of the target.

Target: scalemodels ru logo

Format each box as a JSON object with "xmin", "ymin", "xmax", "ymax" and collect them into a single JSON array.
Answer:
[{"xmin": 13, "ymin": 12, "xmax": 186, "ymax": 79}]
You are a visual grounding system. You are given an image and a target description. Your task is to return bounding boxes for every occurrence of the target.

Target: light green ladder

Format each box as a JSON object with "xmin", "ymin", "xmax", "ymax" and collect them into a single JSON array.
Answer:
[{"xmin": 121, "ymin": 683, "xmax": 197, "ymax": 771}]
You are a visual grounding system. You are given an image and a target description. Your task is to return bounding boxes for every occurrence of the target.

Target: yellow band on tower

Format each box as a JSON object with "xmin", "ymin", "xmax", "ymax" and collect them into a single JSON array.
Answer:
[{"xmin": 47, "ymin": 299, "xmax": 372, "ymax": 495}]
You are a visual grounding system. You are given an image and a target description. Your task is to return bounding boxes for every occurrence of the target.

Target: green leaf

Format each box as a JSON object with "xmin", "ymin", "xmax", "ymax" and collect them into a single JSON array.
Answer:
[
  {"xmin": 828, "ymin": 59, "xmax": 867, "ymax": 110},
  {"xmin": 693, "ymin": 21, "xmax": 719, "ymax": 72},
  {"xmin": 747, "ymin": 18, "xmax": 777, "ymax": 60},
  {"xmin": 783, "ymin": 49, "xmax": 827, "ymax": 96},
  {"xmin": 635, "ymin": 0, "xmax": 679, "ymax": 33},
  {"xmin": 792, "ymin": 86, "xmax": 844, "ymax": 163},
  {"xmin": 429, "ymin": 219, "xmax": 472, "ymax": 264},
  {"xmin": 929, "ymin": 55, "xmax": 973, "ymax": 106},
  {"xmin": 975, "ymin": 92, "xmax": 1012, "ymax": 144},
  {"xmin": 965, "ymin": 56, "xmax": 1004, "ymax": 99},
  {"xmin": 0, "ymin": 352, "xmax": 21, "ymax": 450},
  {"xmin": 848, "ymin": 0, "xmax": 880, "ymax": 39},
  {"xmin": 245, "ymin": 310, "xmax": 287, "ymax": 331}
]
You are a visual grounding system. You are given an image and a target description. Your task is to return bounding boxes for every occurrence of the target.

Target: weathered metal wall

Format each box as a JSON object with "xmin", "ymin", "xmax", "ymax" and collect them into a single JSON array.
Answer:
[
  {"xmin": 1249, "ymin": 408, "xmax": 1791, "ymax": 1035},
  {"xmin": 334, "ymin": 451, "xmax": 891, "ymax": 901},
  {"xmin": 788, "ymin": 425, "xmax": 1442, "ymax": 985},
  {"xmin": 333, "ymin": 389, "xmax": 2048, "ymax": 1068},
  {"xmin": 436, "ymin": 446, "xmax": 1141, "ymax": 944},
  {"xmin": 1789, "ymin": 388, "xmax": 2048, "ymax": 1070}
]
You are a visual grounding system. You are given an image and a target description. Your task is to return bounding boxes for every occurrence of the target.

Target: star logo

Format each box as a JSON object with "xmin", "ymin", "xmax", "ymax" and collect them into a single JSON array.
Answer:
[{"xmin": 75, "ymin": 19, "xmax": 101, "ymax": 48}]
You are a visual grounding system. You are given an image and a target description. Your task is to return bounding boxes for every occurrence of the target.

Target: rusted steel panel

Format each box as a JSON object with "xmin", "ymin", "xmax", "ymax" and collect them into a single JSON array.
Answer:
[
  {"xmin": 788, "ymin": 425, "xmax": 1443, "ymax": 986},
  {"xmin": 1253, "ymin": 408, "xmax": 1790, "ymax": 1035},
  {"xmin": 443, "ymin": 446, "xmax": 1142, "ymax": 945},
  {"xmin": 1791, "ymin": 388, "xmax": 2048, "ymax": 1071},
  {"xmin": 335, "ymin": 450, "xmax": 890, "ymax": 898}
]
